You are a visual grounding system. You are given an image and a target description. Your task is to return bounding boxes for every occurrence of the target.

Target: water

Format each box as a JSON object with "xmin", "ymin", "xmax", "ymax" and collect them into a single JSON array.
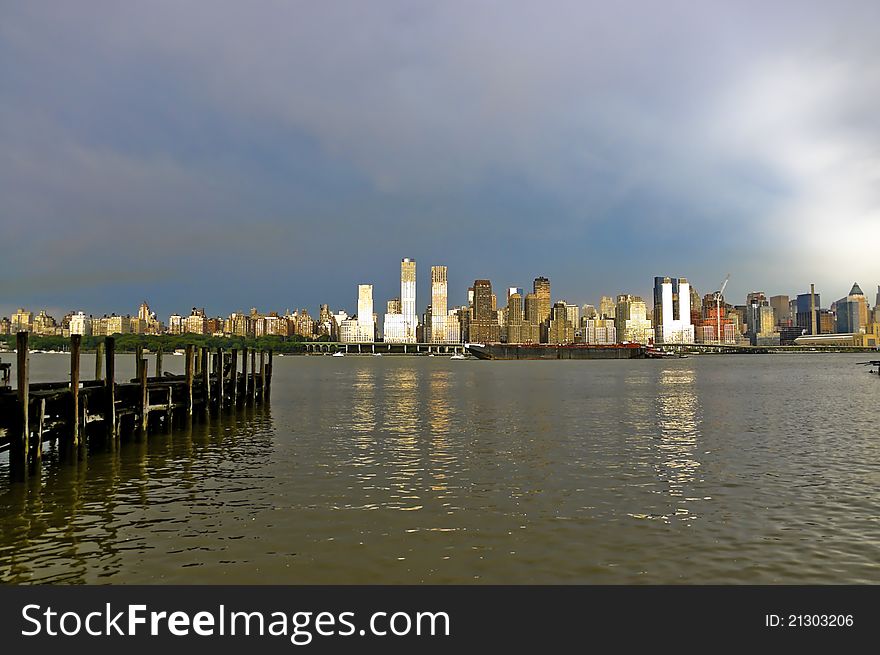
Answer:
[{"xmin": 1, "ymin": 353, "xmax": 879, "ymax": 584}]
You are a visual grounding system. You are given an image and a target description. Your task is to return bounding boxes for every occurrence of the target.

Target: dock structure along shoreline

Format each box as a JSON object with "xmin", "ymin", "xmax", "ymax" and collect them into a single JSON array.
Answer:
[{"xmin": 0, "ymin": 332, "xmax": 272, "ymax": 483}]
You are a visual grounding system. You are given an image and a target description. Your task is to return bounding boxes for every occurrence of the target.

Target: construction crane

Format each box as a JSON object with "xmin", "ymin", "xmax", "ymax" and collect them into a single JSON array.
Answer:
[{"xmin": 713, "ymin": 274, "xmax": 730, "ymax": 344}]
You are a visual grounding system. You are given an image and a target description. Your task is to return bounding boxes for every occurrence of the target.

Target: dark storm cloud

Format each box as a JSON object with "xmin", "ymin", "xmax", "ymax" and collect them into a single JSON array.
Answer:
[{"xmin": 2, "ymin": 0, "xmax": 879, "ymax": 320}]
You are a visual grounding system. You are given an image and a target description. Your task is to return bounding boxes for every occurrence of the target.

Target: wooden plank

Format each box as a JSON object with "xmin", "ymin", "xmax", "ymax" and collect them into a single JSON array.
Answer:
[{"xmin": 12, "ymin": 331, "xmax": 29, "ymax": 480}]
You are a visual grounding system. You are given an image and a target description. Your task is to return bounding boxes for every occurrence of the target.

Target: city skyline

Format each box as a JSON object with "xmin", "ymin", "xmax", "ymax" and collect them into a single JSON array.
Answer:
[{"xmin": 3, "ymin": 2, "xmax": 880, "ymax": 321}]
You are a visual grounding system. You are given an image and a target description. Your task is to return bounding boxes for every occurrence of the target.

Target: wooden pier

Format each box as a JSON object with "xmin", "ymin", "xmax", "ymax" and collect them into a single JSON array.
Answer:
[{"xmin": 0, "ymin": 332, "xmax": 272, "ymax": 482}]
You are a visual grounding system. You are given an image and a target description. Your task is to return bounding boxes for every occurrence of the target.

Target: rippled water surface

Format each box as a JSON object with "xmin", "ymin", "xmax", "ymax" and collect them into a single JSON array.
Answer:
[{"xmin": 2, "ymin": 353, "xmax": 879, "ymax": 583}]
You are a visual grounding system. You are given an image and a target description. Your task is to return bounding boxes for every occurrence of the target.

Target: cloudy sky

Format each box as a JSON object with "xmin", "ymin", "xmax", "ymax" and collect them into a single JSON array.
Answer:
[{"xmin": 2, "ymin": 0, "xmax": 879, "ymax": 321}]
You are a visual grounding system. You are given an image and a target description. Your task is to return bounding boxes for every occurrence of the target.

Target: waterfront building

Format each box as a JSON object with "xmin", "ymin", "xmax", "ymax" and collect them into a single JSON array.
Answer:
[
  {"xmin": 564, "ymin": 303, "xmax": 580, "ymax": 328},
  {"xmin": 533, "ymin": 277, "xmax": 551, "ymax": 342},
  {"xmin": 401, "ymin": 258, "xmax": 417, "ymax": 339},
  {"xmin": 168, "ymin": 314, "xmax": 184, "ymax": 335},
  {"xmin": 581, "ymin": 318, "xmax": 617, "ymax": 344},
  {"xmin": 835, "ymin": 283, "xmax": 869, "ymax": 334},
  {"xmin": 505, "ymin": 293, "xmax": 525, "ymax": 344},
  {"xmin": 357, "ymin": 284, "xmax": 375, "ymax": 342},
  {"xmin": 104, "ymin": 314, "xmax": 130, "ymax": 336},
  {"xmin": 700, "ymin": 302, "xmax": 737, "ymax": 344},
  {"xmin": 744, "ymin": 292, "xmax": 768, "ymax": 336},
  {"xmin": 0, "ymin": 317, "xmax": 10, "ymax": 335},
  {"xmin": 68, "ymin": 312, "xmax": 91, "ymax": 336},
  {"xmin": 796, "ymin": 289, "xmax": 821, "ymax": 334},
  {"xmin": 522, "ymin": 293, "xmax": 542, "ymax": 343},
  {"xmin": 689, "ymin": 285, "xmax": 702, "ymax": 328},
  {"xmin": 339, "ymin": 317, "xmax": 360, "ymax": 343},
  {"xmin": 32, "ymin": 310, "xmax": 59, "ymax": 336},
  {"xmin": 384, "ymin": 259, "xmax": 418, "ymax": 343},
  {"xmin": 548, "ymin": 302, "xmax": 575, "ymax": 344},
  {"xmin": 653, "ymin": 276, "xmax": 695, "ymax": 344},
  {"xmin": 614, "ymin": 295, "xmax": 653, "ymax": 343},
  {"xmin": 11, "ymin": 308, "xmax": 33, "ymax": 333},
  {"xmin": 184, "ymin": 308, "xmax": 207, "ymax": 335},
  {"xmin": 316, "ymin": 304, "xmax": 338, "ymax": 340},
  {"xmin": 581, "ymin": 304, "xmax": 597, "ymax": 320},
  {"xmin": 599, "ymin": 296, "xmax": 615, "ymax": 319},
  {"xmin": 469, "ymin": 279, "xmax": 501, "ymax": 343},
  {"xmin": 430, "ymin": 265, "xmax": 458, "ymax": 343},
  {"xmin": 876, "ymin": 285, "xmax": 880, "ymax": 310},
  {"xmin": 770, "ymin": 295, "xmax": 791, "ymax": 327}
]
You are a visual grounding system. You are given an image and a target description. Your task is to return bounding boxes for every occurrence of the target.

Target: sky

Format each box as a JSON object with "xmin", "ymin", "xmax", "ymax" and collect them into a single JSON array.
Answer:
[{"xmin": 2, "ymin": 0, "xmax": 880, "ymax": 322}]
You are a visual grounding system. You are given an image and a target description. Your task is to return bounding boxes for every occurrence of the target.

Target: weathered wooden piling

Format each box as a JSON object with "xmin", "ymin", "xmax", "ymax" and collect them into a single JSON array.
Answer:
[
  {"xmin": 259, "ymin": 351, "xmax": 266, "ymax": 400},
  {"xmin": 95, "ymin": 341, "xmax": 104, "ymax": 382},
  {"xmin": 156, "ymin": 346, "xmax": 163, "ymax": 378},
  {"xmin": 201, "ymin": 347, "xmax": 210, "ymax": 410},
  {"xmin": 135, "ymin": 345, "xmax": 144, "ymax": 380},
  {"xmin": 250, "ymin": 350, "xmax": 257, "ymax": 404},
  {"xmin": 266, "ymin": 350, "xmax": 273, "ymax": 398},
  {"xmin": 12, "ymin": 332, "xmax": 30, "ymax": 481},
  {"xmin": 240, "ymin": 347, "xmax": 248, "ymax": 403},
  {"xmin": 216, "ymin": 348, "xmax": 224, "ymax": 410},
  {"xmin": 185, "ymin": 345, "xmax": 195, "ymax": 415},
  {"xmin": 70, "ymin": 334, "xmax": 81, "ymax": 453},
  {"xmin": 139, "ymin": 359, "xmax": 149, "ymax": 432},
  {"xmin": 106, "ymin": 337, "xmax": 117, "ymax": 441},
  {"xmin": 230, "ymin": 348, "xmax": 238, "ymax": 406}
]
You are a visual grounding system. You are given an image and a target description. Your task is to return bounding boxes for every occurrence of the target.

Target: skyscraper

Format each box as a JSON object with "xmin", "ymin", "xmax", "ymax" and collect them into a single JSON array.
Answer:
[
  {"xmin": 615, "ymin": 294, "xmax": 653, "ymax": 343},
  {"xmin": 598, "ymin": 296, "xmax": 616, "ymax": 319},
  {"xmin": 469, "ymin": 279, "xmax": 500, "ymax": 343},
  {"xmin": 796, "ymin": 290, "xmax": 821, "ymax": 334},
  {"xmin": 653, "ymin": 276, "xmax": 694, "ymax": 344},
  {"xmin": 523, "ymin": 293, "xmax": 541, "ymax": 343},
  {"xmin": 533, "ymin": 277, "xmax": 551, "ymax": 342},
  {"xmin": 357, "ymin": 284, "xmax": 374, "ymax": 342},
  {"xmin": 769, "ymin": 295, "xmax": 791, "ymax": 327},
  {"xmin": 401, "ymin": 258, "xmax": 417, "ymax": 338},
  {"xmin": 430, "ymin": 265, "xmax": 458, "ymax": 343},
  {"xmin": 548, "ymin": 302, "xmax": 575, "ymax": 344},
  {"xmin": 505, "ymin": 293, "xmax": 525, "ymax": 344},
  {"xmin": 835, "ymin": 283, "xmax": 869, "ymax": 334},
  {"xmin": 384, "ymin": 258, "xmax": 417, "ymax": 343}
]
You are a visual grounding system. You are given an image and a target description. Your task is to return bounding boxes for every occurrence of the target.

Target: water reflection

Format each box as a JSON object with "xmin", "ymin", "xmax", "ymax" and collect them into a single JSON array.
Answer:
[
  {"xmin": 0, "ymin": 407, "xmax": 275, "ymax": 584},
  {"xmin": 652, "ymin": 366, "xmax": 702, "ymax": 522}
]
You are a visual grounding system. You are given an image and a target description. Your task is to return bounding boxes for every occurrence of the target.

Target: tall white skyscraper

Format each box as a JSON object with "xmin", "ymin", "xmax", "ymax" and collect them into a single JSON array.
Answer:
[
  {"xmin": 357, "ymin": 284, "xmax": 374, "ymax": 342},
  {"xmin": 401, "ymin": 258, "xmax": 417, "ymax": 341},
  {"xmin": 385, "ymin": 258, "xmax": 418, "ymax": 343},
  {"xmin": 654, "ymin": 276, "xmax": 694, "ymax": 344}
]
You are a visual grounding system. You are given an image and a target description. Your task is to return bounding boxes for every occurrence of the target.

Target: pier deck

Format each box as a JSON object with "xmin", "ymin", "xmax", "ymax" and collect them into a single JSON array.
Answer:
[{"xmin": 0, "ymin": 332, "xmax": 272, "ymax": 482}]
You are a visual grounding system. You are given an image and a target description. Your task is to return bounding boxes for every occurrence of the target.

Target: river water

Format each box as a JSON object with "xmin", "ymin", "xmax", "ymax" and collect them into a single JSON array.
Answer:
[{"xmin": 1, "ymin": 352, "xmax": 878, "ymax": 584}]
